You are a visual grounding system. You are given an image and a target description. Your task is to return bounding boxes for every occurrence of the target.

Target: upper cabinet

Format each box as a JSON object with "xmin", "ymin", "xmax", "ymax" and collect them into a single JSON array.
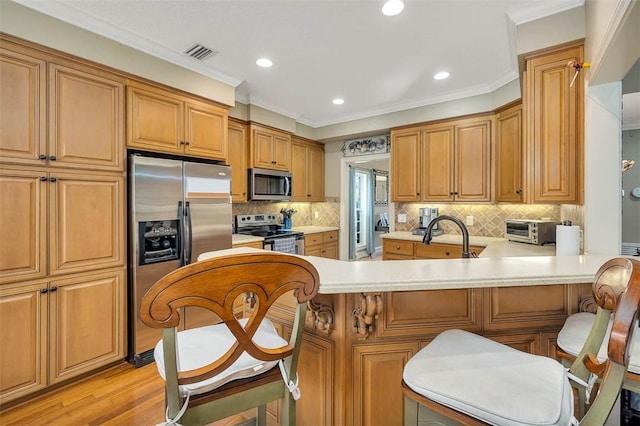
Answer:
[
  {"xmin": 495, "ymin": 102, "xmax": 524, "ymax": 203},
  {"xmin": 391, "ymin": 115, "xmax": 492, "ymax": 202},
  {"xmin": 0, "ymin": 46, "xmax": 125, "ymax": 172},
  {"xmin": 525, "ymin": 41, "xmax": 583, "ymax": 204},
  {"xmin": 249, "ymin": 123, "xmax": 291, "ymax": 171},
  {"xmin": 291, "ymin": 136, "xmax": 324, "ymax": 202},
  {"xmin": 227, "ymin": 119, "xmax": 248, "ymax": 203},
  {"xmin": 127, "ymin": 81, "xmax": 228, "ymax": 161}
]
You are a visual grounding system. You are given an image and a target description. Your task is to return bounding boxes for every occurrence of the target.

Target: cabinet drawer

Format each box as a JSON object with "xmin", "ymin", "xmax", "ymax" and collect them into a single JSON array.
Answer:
[
  {"xmin": 415, "ymin": 243, "xmax": 484, "ymax": 259},
  {"xmin": 383, "ymin": 239, "xmax": 414, "ymax": 256},
  {"xmin": 306, "ymin": 233, "xmax": 323, "ymax": 246},
  {"xmin": 322, "ymin": 231, "xmax": 338, "ymax": 244}
]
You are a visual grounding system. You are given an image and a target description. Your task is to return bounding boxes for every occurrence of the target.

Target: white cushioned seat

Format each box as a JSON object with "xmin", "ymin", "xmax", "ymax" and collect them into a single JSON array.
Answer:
[
  {"xmin": 403, "ymin": 329, "xmax": 573, "ymax": 426},
  {"xmin": 154, "ymin": 318, "xmax": 287, "ymax": 397},
  {"xmin": 557, "ymin": 312, "xmax": 640, "ymax": 374}
]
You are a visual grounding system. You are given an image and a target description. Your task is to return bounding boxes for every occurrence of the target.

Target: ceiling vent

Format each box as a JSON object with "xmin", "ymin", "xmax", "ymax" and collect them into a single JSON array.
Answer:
[{"xmin": 183, "ymin": 44, "xmax": 217, "ymax": 61}]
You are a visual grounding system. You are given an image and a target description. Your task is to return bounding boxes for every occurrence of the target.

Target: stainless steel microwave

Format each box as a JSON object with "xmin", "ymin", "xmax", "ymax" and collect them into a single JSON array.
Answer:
[
  {"xmin": 248, "ymin": 168, "xmax": 292, "ymax": 201},
  {"xmin": 505, "ymin": 219, "xmax": 560, "ymax": 245}
]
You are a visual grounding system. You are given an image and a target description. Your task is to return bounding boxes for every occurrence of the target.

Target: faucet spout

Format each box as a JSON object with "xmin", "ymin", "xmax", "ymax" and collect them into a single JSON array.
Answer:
[{"xmin": 421, "ymin": 215, "xmax": 471, "ymax": 259}]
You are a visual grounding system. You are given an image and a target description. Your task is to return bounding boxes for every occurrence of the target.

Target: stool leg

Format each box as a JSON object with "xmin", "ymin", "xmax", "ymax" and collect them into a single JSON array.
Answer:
[{"xmin": 404, "ymin": 395, "xmax": 419, "ymax": 426}]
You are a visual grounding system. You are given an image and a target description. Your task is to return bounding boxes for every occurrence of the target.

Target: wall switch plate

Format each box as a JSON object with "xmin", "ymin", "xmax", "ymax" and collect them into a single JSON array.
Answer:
[
  {"xmin": 398, "ymin": 214, "xmax": 407, "ymax": 223},
  {"xmin": 466, "ymin": 215, "xmax": 474, "ymax": 226}
]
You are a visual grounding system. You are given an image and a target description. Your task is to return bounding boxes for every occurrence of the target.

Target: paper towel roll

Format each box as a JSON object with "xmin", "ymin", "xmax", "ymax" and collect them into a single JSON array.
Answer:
[{"xmin": 556, "ymin": 225, "xmax": 581, "ymax": 256}]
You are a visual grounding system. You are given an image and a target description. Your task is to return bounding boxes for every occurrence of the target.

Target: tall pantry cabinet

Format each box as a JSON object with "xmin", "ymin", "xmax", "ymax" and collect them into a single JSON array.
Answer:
[{"xmin": 0, "ymin": 36, "xmax": 126, "ymax": 405}]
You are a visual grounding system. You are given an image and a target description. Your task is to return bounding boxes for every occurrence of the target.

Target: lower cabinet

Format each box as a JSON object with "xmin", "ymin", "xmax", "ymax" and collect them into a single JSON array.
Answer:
[
  {"xmin": 383, "ymin": 238, "xmax": 484, "ymax": 260},
  {"xmin": 304, "ymin": 231, "xmax": 338, "ymax": 259},
  {"xmin": 352, "ymin": 343, "xmax": 419, "ymax": 426},
  {"xmin": 0, "ymin": 268, "xmax": 126, "ymax": 404}
]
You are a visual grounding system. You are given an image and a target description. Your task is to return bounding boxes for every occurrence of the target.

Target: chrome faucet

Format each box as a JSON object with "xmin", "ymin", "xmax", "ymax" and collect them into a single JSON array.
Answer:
[{"xmin": 422, "ymin": 215, "xmax": 475, "ymax": 259}]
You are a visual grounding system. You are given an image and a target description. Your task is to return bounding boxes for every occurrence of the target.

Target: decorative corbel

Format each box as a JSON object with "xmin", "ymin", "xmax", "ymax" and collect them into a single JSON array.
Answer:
[
  {"xmin": 352, "ymin": 293, "xmax": 383, "ymax": 339},
  {"xmin": 307, "ymin": 299, "xmax": 335, "ymax": 335}
]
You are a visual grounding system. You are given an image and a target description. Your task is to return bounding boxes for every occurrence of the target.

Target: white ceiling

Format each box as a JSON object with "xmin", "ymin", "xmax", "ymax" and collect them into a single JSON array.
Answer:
[{"xmin": 16, "ymin": 0, "xmax": 584, "ymax": 128}]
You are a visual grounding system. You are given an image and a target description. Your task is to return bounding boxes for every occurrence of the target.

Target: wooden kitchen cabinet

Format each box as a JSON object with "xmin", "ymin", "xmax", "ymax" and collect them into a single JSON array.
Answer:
[
  {"xmin": 495, "ymin": 102, "xmax": 524, "ymax": 202},
  {"xmin": 391, "ymin": 114, "xmax": 492, "ymax": 202},
  {"xmin": 291, "ymin": 136, "xmax": 324, "ymax": 202},
  {"xmin": 249, "ymin": 123, "xmax": 291, "ymax": 171},
  {"xmin": 127, "ymin": 81, "xmax": 228, "ymax": 161},
  {"xmin": 0, "ymin": 46, "xmax": 46, "ymax": 166},
  {"xmin": 383, "ymin": 238, "xmax": 484, "ymax": 260},
  {"xmin": 390, "ymin": 128, "xmax": 421, "ymax": 202},
  {"xmin": 227, "ymin": 119, "xmax": 248, "ymax": 202},
  {"xmin": 0, "ymin": 46, "xmax": 125, "ymax": 172},
  {"xmin": 305, "ymin": 231, "xmax": 339, "ymax": 259},
  {"xmin": 352, "ymin": 342, "xmax": 419, "ymax": 426},
  {"xmin": 525, "ymin": 41, "xmax": 583, "ymax": 204},
  {"xmin": 0, "ymin": 168, "xmax": 125, "ymax": 284},
  {"xmin": 0, "ymin": 268, "xmax": 125, "ymax": 404}
]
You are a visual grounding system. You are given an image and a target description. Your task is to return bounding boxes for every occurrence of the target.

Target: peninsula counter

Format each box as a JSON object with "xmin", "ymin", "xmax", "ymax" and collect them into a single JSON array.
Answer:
[{"xmin": 198, "ymin": 248, "xmax": 618, "ymax": 426}]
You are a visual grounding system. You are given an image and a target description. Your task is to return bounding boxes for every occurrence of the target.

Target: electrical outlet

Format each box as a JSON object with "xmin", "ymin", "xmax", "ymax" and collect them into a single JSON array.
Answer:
[
  {"xmin": 314, "ymin": 211, "xmax": 319, "ymax": 219},
  {"xmin": 398, "ymin": 214, "xmax": 407, "ymax": 223},
  {"xmin": 466, "ymin": 215, "xmax": 474, "ymax": 226}
]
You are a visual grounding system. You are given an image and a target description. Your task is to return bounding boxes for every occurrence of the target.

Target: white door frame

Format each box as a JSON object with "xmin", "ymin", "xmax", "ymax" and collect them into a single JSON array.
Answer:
[{"xmin": 339, "ymin": 153, "xmax": 392, "ymax": 260}]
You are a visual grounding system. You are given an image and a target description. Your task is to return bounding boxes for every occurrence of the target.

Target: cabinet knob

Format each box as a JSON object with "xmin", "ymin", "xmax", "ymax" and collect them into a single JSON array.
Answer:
[
  {"xmin": 38, "ymin": 154, "xmax": 47, "ymax": 160},
  {"xmin": 40, "ymin": 176, "xmax": 48, "ymax": 181},
  {"xmin": 49, "ymin": 177, "xmax": 57, "ymax": 182},
  {"xmin": 50, "ymin": 155, "xmax": 56, "ymax": 161},
  {"xmin": 516, "ymin": 189, "xmax": 523, "ymax": 194},
  {"xmin": 184, "ymin": 141, "xmax": 190, "ymax": 146},
  {"xmin": 50, "ymin": 286, "xmax": 58, "ymax": 292},
  {"xmin": 180, "ymin": 141, "xmax": 185, "ymax": 145},
  {"xmin": 445, "ymin": 251, "xmax": 450, "ymax": 256},
  {"xmin": 40, "ymin": 288, "xmax": 48, "ymax": 294},
  {"xmin": 396, "ymin": 245, "xmax": 400, "ymax": 250}
]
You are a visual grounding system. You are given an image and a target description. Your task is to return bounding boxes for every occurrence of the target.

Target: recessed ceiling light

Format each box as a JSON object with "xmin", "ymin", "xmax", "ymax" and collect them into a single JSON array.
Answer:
[
  {"xmin": 433, "ymin": 71, "xmax": 450, "ymax": 80},
  {"xmin": 382, "ymin": 0, "xmax": 404, "ymax": 16},
  {"xmin": 256, "ymin": 58, "xmax": 273, "ymax": 68},
  {"xmin": 333, "ymin": 98, "xmax": 345, "ymax": 105}
]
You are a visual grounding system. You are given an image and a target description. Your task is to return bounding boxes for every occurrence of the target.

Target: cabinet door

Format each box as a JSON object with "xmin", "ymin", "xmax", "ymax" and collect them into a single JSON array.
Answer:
[
  {"xmin": 305, "ymin": 245, "xmax": 323, "ymax": 257},
  {"xmin": 291, "ymin": 142, "xmax": 308, "ymax": 201},
  {"xmin": 321, "ymin": 242, "xmax": 339, "ymax": 259},
  {"xmin": 251, "ymin": 128, "xmax": 276, "ymax": 169},
  {"xmin": 184, "ymin": 100, "xmax": 228, "ymax": 161},
  {"xmin": 0, "ymin": 280, "xmax": 48, "ymax": 404},
  {"xmin": 495, "ymin": 103, "xmax": 524, "ymax": 202},
  {"xmin": 527, "ymin": 43, "xmax": 583, "ymax": 203},
  {"xmin": 297, "ymin": 333, "xmax": 334, "ymax": 426},
  {"xmin": 0, "ymin": 168, "xmax": 47, "ymax": 284},
  {"xmin": 308, "ymin": 144, "xmax": 324, "ymax": 201},
  {"xmin": 273, "ymin": 133, "xmax": 291, "ymax": 171},
  {"xmin": 127, "ymin": 85, "xmax": 183, "ymax": 154},
  {"xmin": 455, "ymin": 119, "xmax": 491, "ymax": 201},
  {"xmin": 49, "ymin": 64, "xmax": 124, "ymax": 172},
  {"xmin": 228, "ymin": 120, "xmax": 247, "ymax": 202},
  {"xmin": 0, "ymin": 48, "xmax": 46, "ymax": 166},
  {"xmin": 421, "ymin": 125, "xmax": 454, "ymax": 201},
  {"xmin": 49, "ymin": 172, "xmax": 125, "ymax": 276},
  {"xmin": 49, "ymin": 269, "xmax": 125, "ymax": 383},
  {"xmin": 390, "ymin": 129, "xmax": 421, "ymax": 202},
  {"xmin": 352, "ymin": 342, "xmax": 419, "ymax": 426}
]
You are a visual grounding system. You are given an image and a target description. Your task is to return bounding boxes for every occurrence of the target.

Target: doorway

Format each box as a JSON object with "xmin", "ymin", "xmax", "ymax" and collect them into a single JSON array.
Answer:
[
  {"xmin": 622, "ymin": 59, "xmax": 640, "ymax": 255},
  {"xmin": 339, "ymin": 154, "xmax": 390, "ymax": 260}
]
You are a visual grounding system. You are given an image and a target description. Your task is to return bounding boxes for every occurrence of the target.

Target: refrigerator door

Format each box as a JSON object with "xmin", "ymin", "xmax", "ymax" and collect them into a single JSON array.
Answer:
[
  {"xmin": 129, "ymin": 155, "xmax": 183, "ymax": 365},
  {"xmin": 182, "ymin": 161, "xmax": 232, "ymax": 329}
]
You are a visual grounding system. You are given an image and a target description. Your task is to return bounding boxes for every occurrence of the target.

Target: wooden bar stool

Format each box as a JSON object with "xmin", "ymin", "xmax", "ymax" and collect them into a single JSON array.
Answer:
[
  {"xmin": 140, "ymin": 252, "xmax": 320, "ymax": 426},
  {"xmin": 402, "ymin": 257, "xmax": 640, "ymax": 425}
]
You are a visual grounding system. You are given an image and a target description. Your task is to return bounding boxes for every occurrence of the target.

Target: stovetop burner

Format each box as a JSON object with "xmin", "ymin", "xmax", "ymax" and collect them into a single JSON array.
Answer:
[{"xmin": 235, "ymin": 214, "xmax": 303, "ymax": 240}]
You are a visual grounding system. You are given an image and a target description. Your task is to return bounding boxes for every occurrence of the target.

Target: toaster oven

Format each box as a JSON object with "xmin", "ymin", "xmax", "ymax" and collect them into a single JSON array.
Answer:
[{"xmin": 505, "ymin": 219, "xmax": 560, "ymax": 245}]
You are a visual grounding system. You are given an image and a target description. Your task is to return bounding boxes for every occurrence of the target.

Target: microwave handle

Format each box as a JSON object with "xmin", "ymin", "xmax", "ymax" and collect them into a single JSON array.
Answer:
[{"xmin": 284, "ymin": 176, "xmax": 291, "ymax": 196}]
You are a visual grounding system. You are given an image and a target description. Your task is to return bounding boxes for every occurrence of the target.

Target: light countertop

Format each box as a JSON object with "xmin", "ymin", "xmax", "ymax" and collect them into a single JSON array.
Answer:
[
  {"xmin": 232, "ymin": 234, "xmax": 263, "ymax": 245},
  {"xmin": 291, "ymin": 226, "xmax": 340, "ymax": 234},
  {"xmin": 198, "ymin": 248, "xmax": 621, "ymax": 295},
  {"xmin": 382, "ymin": 231, "xmax": 557, "ymax": 257}
]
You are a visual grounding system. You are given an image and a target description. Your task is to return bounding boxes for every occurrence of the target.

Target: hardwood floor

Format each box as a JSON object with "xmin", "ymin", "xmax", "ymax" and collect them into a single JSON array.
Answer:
[{"xmin": 0, "ymin": 362, "xmax": 254, "ymax": 426}]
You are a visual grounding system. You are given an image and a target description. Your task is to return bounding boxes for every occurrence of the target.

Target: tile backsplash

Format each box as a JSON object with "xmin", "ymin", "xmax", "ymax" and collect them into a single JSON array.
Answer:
[
  {"xmin": 232, "ymin": 200, "xmax": 583, "ymax": 239},
  {"xmin": 232, "ymin": 198, "xmax": 341, "ymax": 228}
]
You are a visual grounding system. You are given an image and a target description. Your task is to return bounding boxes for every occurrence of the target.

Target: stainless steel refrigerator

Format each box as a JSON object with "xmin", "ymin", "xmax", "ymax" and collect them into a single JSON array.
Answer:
[{"xmin": 128, "ymin": 154, "xmax": 232, "ymax": 366}]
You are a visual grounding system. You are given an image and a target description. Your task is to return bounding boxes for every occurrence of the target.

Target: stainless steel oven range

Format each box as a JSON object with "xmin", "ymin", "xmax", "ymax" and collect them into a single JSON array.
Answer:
[{"xmin": 235, "ymin": 214, "xmax": 305, "ymax": 254}]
